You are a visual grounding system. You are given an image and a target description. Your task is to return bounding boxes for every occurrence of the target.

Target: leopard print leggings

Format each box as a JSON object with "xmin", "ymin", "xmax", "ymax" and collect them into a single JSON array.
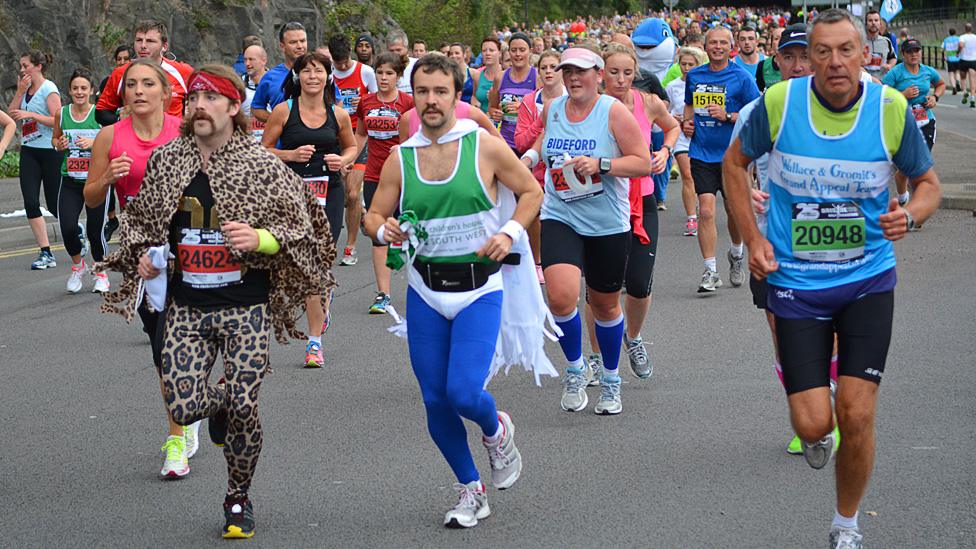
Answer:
[{"xmin": 159, "ymin": 302, "xmax": 270, "ymax": 497}]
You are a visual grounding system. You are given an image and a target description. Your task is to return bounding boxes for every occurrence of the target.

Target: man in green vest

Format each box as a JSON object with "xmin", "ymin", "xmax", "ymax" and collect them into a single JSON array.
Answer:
[{"xmin": 364, "ymin": 54, "xmax": 543, "ymax": 529}]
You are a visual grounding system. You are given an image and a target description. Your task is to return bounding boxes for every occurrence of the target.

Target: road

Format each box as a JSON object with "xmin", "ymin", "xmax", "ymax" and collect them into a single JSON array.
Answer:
[{"xmin": 1, "ymin": 196, "xmax": 974, "ymax": 547}]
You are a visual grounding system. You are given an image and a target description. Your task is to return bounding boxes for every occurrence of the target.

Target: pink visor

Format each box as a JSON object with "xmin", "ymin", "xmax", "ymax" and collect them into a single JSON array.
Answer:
[{"xmin": 557, "ymin": 48, "xmax": 604, "ymax": 70}]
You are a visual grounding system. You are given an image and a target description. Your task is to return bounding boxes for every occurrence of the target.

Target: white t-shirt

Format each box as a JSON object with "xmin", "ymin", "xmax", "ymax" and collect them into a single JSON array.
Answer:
[
  {"xmin": 960, "ymin": 33, "xmax": 976, "ymax": 61},
  {"xmin": 397, "ymin": 57, "xmax": 418, "ymax": 94},
  {"xmin": 665, "ymin": 77, "xmax": 692, "ymax": 153}
]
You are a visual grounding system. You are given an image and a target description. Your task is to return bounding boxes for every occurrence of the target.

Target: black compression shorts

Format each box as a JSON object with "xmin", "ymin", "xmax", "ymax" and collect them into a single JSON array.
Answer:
[
  {"xmin": 625, "ymin": 194, "xmax": 659, "ymax": 298},
  {"xmin": 775, "ymin": 291, "xmax": 893, "ymax": 395},
  {"xmin": 691, "ymin": 158, "xmax": 724, "ymax": 196},
  {"xmin": 540, "ymin": 219, "xmax": 631, "ymax": 294}
]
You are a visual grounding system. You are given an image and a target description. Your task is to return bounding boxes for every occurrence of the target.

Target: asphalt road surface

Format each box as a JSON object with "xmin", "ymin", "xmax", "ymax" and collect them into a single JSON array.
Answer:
[{"xmin": 1, "ymin": 201, "xmax": 974, "ymax": 547}]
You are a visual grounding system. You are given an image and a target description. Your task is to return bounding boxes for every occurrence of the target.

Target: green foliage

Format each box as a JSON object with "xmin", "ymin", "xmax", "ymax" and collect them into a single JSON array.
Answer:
[
  {"xmin": 93, "ymin": 21, "xmax": 127, "ymax": 55},
  {"xmin": 0, "ymin": 151, "xmax": 19, "ymax": 178},
  {"xmin": 192, "ymin": 8, "xmax": 213, "ymax": 31},
  {"xmin": 379, "ymin": 0, "xmax": 516, "ymax": 48}
]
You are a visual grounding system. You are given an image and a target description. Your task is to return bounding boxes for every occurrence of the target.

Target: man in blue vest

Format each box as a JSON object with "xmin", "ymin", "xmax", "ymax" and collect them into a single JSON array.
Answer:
[{"xmin": 724, "ymin": 9, "xmax": 941, "ymax": 548}]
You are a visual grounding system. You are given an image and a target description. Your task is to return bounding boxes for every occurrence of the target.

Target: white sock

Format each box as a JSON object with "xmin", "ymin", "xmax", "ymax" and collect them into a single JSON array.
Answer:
[
  {"xmin": 483, "ymin": 420, "xmax": 503, "ymax": 445},
  {"xmin": 568, "ymin": 357, "xmax": 585, "ymax": 370},
  {"xmin": 625, "ymin": 333, "xmax": 642, "ymax": 346},
  {"xmin": 309, "ymin": 335, "xmax": 322, "ymax": 346},
  {"xmin": 898, "ymin": 191, "xmax": 910, "ymax": 204},
  {"xmin": 704, "ymin": 257, "xmax": 717, "ymax": 272},
  {"xmin": 730, "ymin": 242, "xmax": 744, "ymax": 258},
  {"xmin": 832, "ymin": 509, "xmax": 858, "ymax": 530},
  {"xmin": 688, "ymin": 215, "xmax": 698, "ymax": 220}
]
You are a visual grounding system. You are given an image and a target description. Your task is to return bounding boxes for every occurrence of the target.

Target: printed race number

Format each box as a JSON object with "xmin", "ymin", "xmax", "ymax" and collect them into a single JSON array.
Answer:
[
  {"xmin": 791, "ymin": 202, "xmax": 866, "ymax": 262},
  {"xmin": 305, "ymin": 176, "xmax": 329, "ymax": 207},
  {"xmin": 177, "ymin": 229, "xmax": 242, "ymax": 288}
]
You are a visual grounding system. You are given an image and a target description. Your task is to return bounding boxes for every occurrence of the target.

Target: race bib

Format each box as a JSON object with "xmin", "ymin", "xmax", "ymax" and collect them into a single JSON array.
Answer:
[
  {"xmin": 177, "ymin": 228, "xmax": 242, "ymax": 289},
  {"xmin": 21, "ymin": 119, "xmax": 39, "ymax": 144},
  {"xmin": 692, "ymin": 84, "xmax": 726, "ymax": 117},
  {"xmin": 251, "ymin": 118, "xmax": 266, "ymax": 143},
  {"xmin": 501, "ymin": 92, "xmax": 521, "ymax": 124},
  {"xmin": 791, "ymin": 201, "xmax": 865, "ymax": 262},
  {"xmin": 867, "ymin": 53, "xmax": 883, "ymax": 68},
  {"xmin": 339, "ymin": 88, "xmax": 360, "ymax": 116},
  {"xmin": 365, "ymin": 107, "xmax": 400, "ymax": 140},
  {"xmin": 63, "ymin": 129, "xmax": 99, "ymax": 179},
  {"xmin": 305, "ymin": 175, "xmax": 329, "ymax": 206},
  {"xmin": 911, "ymin": 104, "xmax": 929, "ymax": 127},
  {"xmin": 548, "ymin": 155, "xmax": 603, "ymax": 202}
]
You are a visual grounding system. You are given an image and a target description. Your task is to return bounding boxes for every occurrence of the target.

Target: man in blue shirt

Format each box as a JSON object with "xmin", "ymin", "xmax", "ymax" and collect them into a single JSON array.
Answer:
[
  {"xmin": 942, "ymin": 29, "xmax": 962, "ymax": 94},
  {"xmin": 732, "ymin": 25, "xmax": 765, "ymax": 77},
  {"xmin": 724, "ymin": 10, "xmax": 941, "ymax": 548},
  {"xmin": 251, "ymin": 22, "xmax": 307, "ymax": 123},
  {"xmin": 682, "ymin": 25, "xmax": 760, "ymax": 293}
]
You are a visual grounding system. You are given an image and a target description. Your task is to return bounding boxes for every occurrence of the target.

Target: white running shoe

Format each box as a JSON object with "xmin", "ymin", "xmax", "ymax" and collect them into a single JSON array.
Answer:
[
  {"xmin": 560, "ymin": 367, "xmax": 589, "ymax": 412},
  {"xmin": 594, "ymin": 374, "xmax": 623, "ymax": 415},
  {"xmin": 66, "ymin": 262, "xmax": 86, "ymax": 294},
  {"xmin": 443, "ymin": 481, "xmax": 490, "ymax": 528},
  {"xmin": 160, "ymin": 435, "xmax": 189, "ymax": 478},
  {"xmin": 829, "ymin": 525, "xmax": 863, "ymax": 548},
  {"xmin": 92, "ymin": 272, "xmax": 110, "ymax": 293},
  {"xmin": 77, "ymin": 223, "xmax": 89, "ymax": 259},
  {"xmin": 697, "ymin": 269, "xmax": 723, "ymax": 293},
  {"xmin": 483, "ymin": 411, "xmax": 522, "ymax": 490},
  {"xmin": 586, "ymin": 354, "xmax": 603, "ymax": 387},
  {"xmin": 802, "ymin": 431, "xmax": 837, "ymax": 470},
  {"xmin": 184, "ymin": 420, "xmax": 201, "ymax": 459}
]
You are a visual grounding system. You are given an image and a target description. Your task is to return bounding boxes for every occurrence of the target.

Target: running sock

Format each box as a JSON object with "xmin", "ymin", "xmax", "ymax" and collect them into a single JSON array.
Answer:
[
  {"xmin": 688, "ymin": 215, "xmax": 698, "ymax": 220},
  {"xmin": 830, "ymin": 355, "xmax": 838, "ymax": 382},
  {"xmin": 483, "ymin": 421, "xmax": 503, "ymax": 446},
  {"xmin": 624, "ymin": 333, "xmax": 642, "ymax": 347},
  {"xmin": 704, "ymin": 257, "xmax": 717, "ymax": 272},
  {"xmin": 595, "ymin": 313, "xmax": 625, "ymax": 376},
  {"xmin": 308, "ymin": 335, "xmax": 322, "ymax": 346},
  {"xmin": 41, "ymin": 246, "xmax": 51, "ymax": 254},
  {"xmin": 898, "ymin": 191, "xmax": 910, "ymax": 205},
  {"xmin": 554, "ymin": 309, "xmax": 585, "ymax": 369},
  {"xmin": 832, "ymin": 509, "xmax": 858, "ymax": 530},
  {"xmin": 730, "ymin": 242, "xmax": 744, "ymax": 258}
]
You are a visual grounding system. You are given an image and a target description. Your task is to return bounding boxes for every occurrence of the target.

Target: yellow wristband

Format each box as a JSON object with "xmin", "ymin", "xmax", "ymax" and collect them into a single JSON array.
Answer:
[{"xmin": 255, "ymin": 229, "xmax": 280, "ymax": 255}]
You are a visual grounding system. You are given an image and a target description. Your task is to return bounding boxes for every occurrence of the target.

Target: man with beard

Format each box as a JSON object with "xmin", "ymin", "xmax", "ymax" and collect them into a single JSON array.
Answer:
[
  {"xmin": 96, "ymin": 19, "xmax": 194, "ymax": 125},
  {"xmin": 365, "ymin": 54, "xmax": 548, "ymax": 528},
  {"xmin": 864, "ymin": 10, "xmax": 896, "ymax": 79},
  {"xmin": 97, "ymin": 64, "xmax": 336, "ymax": 539},
  {"xmin": 732, "ymin": 25, "xmax": 765, "ymax": 77},
  {"xmin": 251, "ymin": 21, "xmax": 308, "ymax": 122}
]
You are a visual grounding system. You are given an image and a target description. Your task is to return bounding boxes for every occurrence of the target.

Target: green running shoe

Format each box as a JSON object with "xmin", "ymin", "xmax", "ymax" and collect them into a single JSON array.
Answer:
[{"xmin": 787, "ymin": 434, "xmax": 803, "ymax": 455}]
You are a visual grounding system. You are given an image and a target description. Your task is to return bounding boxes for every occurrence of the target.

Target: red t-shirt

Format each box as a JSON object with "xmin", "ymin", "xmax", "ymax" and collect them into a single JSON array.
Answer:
[
  {"xmin": 334, "ymin": 62, "xmax": 372, "ymax": 130},
  {"xmin": 96, "ymin": 59, "xmax": 194, "ymax": 119},
  {"xmin": 356, "ymin": 91, "xmax": 414, "ymax": 183}
]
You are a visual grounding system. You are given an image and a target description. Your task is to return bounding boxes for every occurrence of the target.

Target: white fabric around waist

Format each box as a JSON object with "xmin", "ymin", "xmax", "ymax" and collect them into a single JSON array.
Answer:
[{"xmin": 407, "ymin": 269, "xmax": 503, "ymax": 320}]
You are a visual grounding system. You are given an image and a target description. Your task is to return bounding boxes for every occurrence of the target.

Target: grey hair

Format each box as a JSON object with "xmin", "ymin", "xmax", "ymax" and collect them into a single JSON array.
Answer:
[
  {"xmin": 388, "ymin": 29, "xmax": 409, "ymax": 47},
  {"xmin": 813, "ymin": 8, "xmax": 867, "ymax": 45}
]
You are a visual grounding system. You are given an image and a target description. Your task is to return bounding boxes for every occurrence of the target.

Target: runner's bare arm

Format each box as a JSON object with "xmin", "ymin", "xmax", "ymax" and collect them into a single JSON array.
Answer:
[
  {"xmin": 365, "ymin": 147, "xmax": 405, "ymax": 243},
  {"xmin": 251, "ymin": 108, "xmax": 270, "ymax": 123},
  {"xmin": 84, "ymin": 126, "xmax": 119, "ymax": 208},
  {"xmin": 35, "ymin": 93, "xmax": 60, "ymax": 128},
  {"xmin": 469, "ymin": 107, "xmax": 502, "ymax": 138},
  {"xmin": 0, "ymin": 110, "xmax": 14, "ymax": 159},
  {"xmin": 682, "ymin": 104, "xmax": 695, "ymax": 137},
  {"xmin": 333, "ymin": 108, "xmax": 360, "ymax": 167},
  {"xmin": 880, "ymin": 168, "xmax": 941, "ymax": 241},
  {"xmin": 723, "ymin": 137, "xmax": 776, "ymax": 278},
  {"xmin": 398, "ymin": 111, "xmax": 411, "ymax": 143},
  {"xmin": 260, "ymin": 103, "xmax": 312, "ymax": 163},
  {"xmin": 51, "ymin": 108, "xmax": 65, "ymax": 150},
  {"xmin": 354, "ymin": 115, "xmax": 368, "ymax": 156}
]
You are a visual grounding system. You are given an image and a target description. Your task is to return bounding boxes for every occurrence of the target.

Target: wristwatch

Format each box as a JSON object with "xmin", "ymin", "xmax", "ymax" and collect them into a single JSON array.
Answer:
[
  {"xmin": 725, "ymin": 111, "xmax": 733, "ymax": 123},
  {"xmin": 662, "ymin": 144, "xmax": 673, "ymax": 156},
  {"xmin": 599, "ymin": 157, "xmax": 612, "ymax": 174},
  {"xmin": 904, "ymin": 208, "xmax": 916, "ymax": 231}
]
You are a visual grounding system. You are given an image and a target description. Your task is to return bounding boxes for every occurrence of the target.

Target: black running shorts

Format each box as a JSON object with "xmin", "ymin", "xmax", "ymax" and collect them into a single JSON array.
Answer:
[{"xmin": 540, "ymin": 219, "xmax": 631, "ymax": 294}]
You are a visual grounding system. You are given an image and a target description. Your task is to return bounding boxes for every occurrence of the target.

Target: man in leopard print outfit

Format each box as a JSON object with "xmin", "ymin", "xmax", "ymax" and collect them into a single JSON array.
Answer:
[{"xmin": 97, "ymin": 65, "xmax": 336, "ymax": 539}]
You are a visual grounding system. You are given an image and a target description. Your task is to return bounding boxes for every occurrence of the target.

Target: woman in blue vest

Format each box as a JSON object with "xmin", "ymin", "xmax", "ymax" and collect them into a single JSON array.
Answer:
[{"xmin": 520, "ymin": 45, "xmax": 652, "ymax": 416}]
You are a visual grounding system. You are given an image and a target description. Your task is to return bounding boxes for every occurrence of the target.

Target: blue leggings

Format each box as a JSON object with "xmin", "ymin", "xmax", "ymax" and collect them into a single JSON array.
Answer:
[
  {"xmin": 651, "ymin": 131, "xmax": 673, "ymax": 204},
  {"xmin": 406, "ymin": 287, "xmax": 502, "ymax": 484}
]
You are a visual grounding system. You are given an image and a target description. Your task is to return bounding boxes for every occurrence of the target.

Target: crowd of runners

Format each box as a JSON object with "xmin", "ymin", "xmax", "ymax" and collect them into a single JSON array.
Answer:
[{"xmin": 1, "ymin": 5, "xmax": 955, "ymax": 546}]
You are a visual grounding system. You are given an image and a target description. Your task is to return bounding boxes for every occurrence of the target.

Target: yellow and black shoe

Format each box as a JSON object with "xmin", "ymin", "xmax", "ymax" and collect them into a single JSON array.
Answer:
[{"xmin": 222, "ymin": 496, "xmax": 255, "ymax": 539}]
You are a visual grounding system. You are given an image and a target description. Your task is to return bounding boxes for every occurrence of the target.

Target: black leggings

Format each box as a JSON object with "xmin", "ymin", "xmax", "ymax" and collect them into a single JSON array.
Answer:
[
  {"xmin": 20, "ymin": 146, "xmax": 65, "ymax": 219},
  {"xmin": 324, "ymin": 184, "xmax": 345, "ymax": 245},
  {"xmin": 625, "ymin": 194, "xmax": 660, "ymax": 299},
  {"xmin": 57, "ymin": 176, "xmax": 109, "ymax": 260}
]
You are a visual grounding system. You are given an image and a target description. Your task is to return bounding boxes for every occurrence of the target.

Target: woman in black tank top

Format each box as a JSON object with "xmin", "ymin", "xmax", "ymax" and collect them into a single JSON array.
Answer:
[{"xmin": 261, "ymin": 51, "xmax": 357, "ymax": 368}]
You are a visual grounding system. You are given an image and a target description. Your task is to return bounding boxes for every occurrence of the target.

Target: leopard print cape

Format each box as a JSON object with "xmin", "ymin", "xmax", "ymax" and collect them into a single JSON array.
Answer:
[{"xmin": 95, "ymin": 131, "xmax": 337, "ymax": 343}]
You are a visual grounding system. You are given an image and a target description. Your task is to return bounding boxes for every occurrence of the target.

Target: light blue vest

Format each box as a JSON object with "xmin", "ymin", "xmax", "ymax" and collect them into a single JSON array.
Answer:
[
  {"xmin": 766, "ymin": 77, "xmax": 896, "ymax": 290},
  {"xmin": 540, "ymin": 95, "xmax": 630, "ymax": 237}
]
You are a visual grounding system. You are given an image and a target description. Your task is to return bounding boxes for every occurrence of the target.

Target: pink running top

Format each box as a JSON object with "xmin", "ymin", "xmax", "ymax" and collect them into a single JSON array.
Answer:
[
  {"xmin": 629, "ymin": 89, "xmax": 655, "ymax": 197},
  {"xmin": 109, "ymin": 114, "xmax": 181, "ymax": 207},
  {"xmin": 406, "ymin": 101, "xmax": 472, "ymax": 136}
]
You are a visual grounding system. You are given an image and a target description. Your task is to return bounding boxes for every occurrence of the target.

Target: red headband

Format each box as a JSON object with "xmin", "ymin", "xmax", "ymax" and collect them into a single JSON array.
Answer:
[{"xmin": 187, "ymin": 72, "xmax": 244, "ymax": 102}]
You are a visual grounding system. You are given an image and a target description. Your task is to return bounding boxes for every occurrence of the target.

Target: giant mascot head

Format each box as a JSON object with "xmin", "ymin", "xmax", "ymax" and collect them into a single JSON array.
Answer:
[{"xmin": 631, "ymin": 18, "xmax": 677, "ymax": 82}]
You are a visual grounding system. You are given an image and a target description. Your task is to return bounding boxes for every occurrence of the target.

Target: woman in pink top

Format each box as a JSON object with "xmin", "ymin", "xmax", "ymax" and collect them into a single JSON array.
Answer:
[
  {"xmin": 85, "ymin": 58, "xmax": 189, "ymax": 479},
  {"xmin": 514, "ymin": 50, "xmax": 564, "ymax": 282},
  {"xmin": 582, "ymin": 43, "xmax": 679, "ymax": 380}
]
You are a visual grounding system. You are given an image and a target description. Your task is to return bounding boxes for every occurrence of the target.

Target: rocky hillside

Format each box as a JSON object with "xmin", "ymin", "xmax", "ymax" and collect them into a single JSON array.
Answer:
[{"xmin": 0, "ymin": 0, "xmax": 399, "ymax": 103}]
